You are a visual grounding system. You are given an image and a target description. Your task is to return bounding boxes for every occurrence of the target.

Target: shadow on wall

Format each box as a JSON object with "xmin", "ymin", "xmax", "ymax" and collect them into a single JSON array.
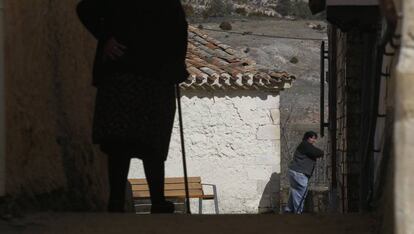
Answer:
[{"xmin": 258, "ymin": 172, "xmax": 280, "ymax": 214}]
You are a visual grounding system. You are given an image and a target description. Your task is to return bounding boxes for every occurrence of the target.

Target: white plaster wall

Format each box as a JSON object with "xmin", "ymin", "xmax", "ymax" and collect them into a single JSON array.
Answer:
[{"xmin": 129, "ymin": 89, "xmax": 281, "ymax": 214}]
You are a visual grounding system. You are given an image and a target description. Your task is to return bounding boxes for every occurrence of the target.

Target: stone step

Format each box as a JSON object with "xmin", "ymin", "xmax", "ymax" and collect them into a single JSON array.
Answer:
[
  {"xmin": 134, "ymin": 200, "xmax": 186, "ymax": 214},
  {"xmin": 0, "ymin": 213, "xmax": 377, "ymax": 234}
]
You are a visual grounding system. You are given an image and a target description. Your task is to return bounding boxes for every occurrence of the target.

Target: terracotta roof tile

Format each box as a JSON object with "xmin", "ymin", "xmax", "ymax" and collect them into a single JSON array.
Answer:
[{"xmin": 182, "ymin": 26, "xmax": 295, "ymax": 90}]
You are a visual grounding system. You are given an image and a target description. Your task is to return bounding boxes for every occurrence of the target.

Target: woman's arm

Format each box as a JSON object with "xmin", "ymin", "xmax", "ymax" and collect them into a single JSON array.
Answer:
[
  {"xmin": 76, "ymin": 0, "xmax": 105, "ymax": 39},
  {"xmin": 306, "ymin": 144, "xmax": 324, "ymax": 159},
  {"xmin": 298, "ymin": 141, "xmax": 324, "ymax": 160},
  {"xmin": 77, "ymin": 0, "xmax": 127, "ymax": 60}
]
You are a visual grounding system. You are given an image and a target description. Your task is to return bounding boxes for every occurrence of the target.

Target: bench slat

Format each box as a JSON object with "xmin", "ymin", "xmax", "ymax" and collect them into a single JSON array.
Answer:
[
  {"xmin": 129, "ymin": 177, "xmax": 215, "ymax": 201},
  {"xmin": 132, "ymin": 183, "xmax": 202, "ymax": 191},
  {"xmin": 133, "ymin": 190, "xmax": 205, "ymax": 199},
  {"xmin": 129, "ymin": 177, "xmax": 201, "ymax": 185}
]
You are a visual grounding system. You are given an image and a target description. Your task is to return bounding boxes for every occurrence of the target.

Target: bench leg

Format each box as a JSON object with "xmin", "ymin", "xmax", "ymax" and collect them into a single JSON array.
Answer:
[
  {"xmin": 199, "ymin": 198, "xmax": 203, "ymax": 214},
  {"xmin": 212, "ymin": 185, "xmax": 219, "ymax": 214}
]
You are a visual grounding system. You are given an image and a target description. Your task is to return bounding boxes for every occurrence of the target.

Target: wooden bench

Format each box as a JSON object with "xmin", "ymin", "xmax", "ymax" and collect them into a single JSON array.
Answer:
[{"xmin": 129, "ymin": 177, "xmax": 219, "ymax": 214}]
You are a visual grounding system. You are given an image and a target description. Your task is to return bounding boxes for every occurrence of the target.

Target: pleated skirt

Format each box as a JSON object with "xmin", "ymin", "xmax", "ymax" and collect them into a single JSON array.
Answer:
[{"xmin": 92, "ymin": 73, "xmax": 176, "ymax": 161}]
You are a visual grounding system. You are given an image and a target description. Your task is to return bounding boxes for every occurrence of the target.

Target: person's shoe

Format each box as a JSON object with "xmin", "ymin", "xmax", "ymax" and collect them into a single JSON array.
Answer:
[{"xmin": 151, "ymin": 200, "xmax": 175, "ymax": 214}]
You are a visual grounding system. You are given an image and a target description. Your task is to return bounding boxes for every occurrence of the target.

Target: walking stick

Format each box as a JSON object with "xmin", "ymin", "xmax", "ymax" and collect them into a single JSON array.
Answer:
[{"xmin": 175, "ymin": 84, "xmax": 191, "ymax": 214}]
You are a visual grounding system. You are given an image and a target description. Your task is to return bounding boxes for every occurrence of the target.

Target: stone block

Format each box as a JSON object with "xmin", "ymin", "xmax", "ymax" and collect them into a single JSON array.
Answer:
[
  {"xmin": 232, "ymin": 94, "xmax": 257, "ymax": 111},
  {"xmin": 256, "ymin": 125, "xmax": 280, "ymax": 140},
  {"xmin": 255, "ymin": 153, "xmax": 279, "ymax": 165},
  {"xmin": 272, "ymin": 164, "xmax": 281, "ymax": 174},
  {"xmin": 256, "ymin": 94, "xmax": 279, "ymax": 109},
  {"xmin": 270, "ymin": 109, "xmax": 280, "ymax": 125},
  {"xmin": 246, "ymin": 166, "xmax": 272, "ymax": 180}
]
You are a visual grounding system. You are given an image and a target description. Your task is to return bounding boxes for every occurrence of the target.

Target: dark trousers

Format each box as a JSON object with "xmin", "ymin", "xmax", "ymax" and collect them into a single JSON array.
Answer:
[{"xmin": 103, "ymin": 145, "xmax": 166, "ymax": 212}]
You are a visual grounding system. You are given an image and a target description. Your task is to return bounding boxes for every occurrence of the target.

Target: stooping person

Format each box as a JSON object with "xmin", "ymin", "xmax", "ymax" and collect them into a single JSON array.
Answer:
[{"xmin": 284, "ymin": 131, "xmax": 324, "ymax": 214}]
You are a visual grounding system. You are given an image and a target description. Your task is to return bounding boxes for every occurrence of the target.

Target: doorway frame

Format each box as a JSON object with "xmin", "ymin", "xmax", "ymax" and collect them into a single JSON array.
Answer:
[{"xmin": 0, "ymin": 0, "xmax": 6, "ymax": 197}]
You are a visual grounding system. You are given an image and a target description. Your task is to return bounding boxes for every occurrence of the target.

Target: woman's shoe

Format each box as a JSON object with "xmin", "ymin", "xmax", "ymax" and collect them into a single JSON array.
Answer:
[{"xmin": 151, "ymin": 200, "xmax": 175, "ymax": 214}]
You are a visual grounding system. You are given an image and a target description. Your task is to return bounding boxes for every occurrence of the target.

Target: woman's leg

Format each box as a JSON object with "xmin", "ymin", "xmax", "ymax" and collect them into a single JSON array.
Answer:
[
  {"xmin": 142, "ymin": 158, "xmax": 174, "ymax": 213},
  {"xmin": 284, "ymin": 170, "xmax": 295, "ymax": 213},
  {"xmin": 142, "ymin": 159, "xmax": 165, "ymax": 204},
  {"xmin": 288, "ymin": 169, "xmax": 309, "ymax": 214},
  {"xmin": 104, "ymin": 145, "xmax": 131, "ymax": 212}
]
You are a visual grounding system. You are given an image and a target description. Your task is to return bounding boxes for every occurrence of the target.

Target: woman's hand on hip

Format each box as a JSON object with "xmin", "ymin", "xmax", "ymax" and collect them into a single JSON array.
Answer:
[{"xmin": 103, "ymin": 37, "xmax": 127, "ymax": 61}]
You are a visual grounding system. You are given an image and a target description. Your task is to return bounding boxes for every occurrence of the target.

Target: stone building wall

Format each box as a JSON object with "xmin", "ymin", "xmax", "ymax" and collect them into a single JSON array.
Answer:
[
  {"xmin": 3, "ymin": 0, "xmax": 108, "ymax": 211},
  {"xmin": 340, "ymin": 30, "xmax": 364, "ymax": 213},
  {"xmin": 129, "ymin": 89, "xmax": 281, "ymax": 214},
  {"xmin": 330, "ymin": 27, "xmax": 364, "ymax": 213},
  {"xmin": 329, "ymin": 16, "xmax": 399, "ymax": 214},
  {"xmin": 190, "ymin": 20, "xmax": 329, "ymax": 213}
]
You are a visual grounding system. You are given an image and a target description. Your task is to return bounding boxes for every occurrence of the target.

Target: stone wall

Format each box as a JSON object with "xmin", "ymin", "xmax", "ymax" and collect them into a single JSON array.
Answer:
[
  {"xmin": 333, "ymin": 28, "xmax": 365, "ymax": 213},
  {"xmin": 129, "ymin": 89, "xmax": 281, "ymax": 214},
  {"xmin": 328, "ymin": 9, "xmax": 399, "ymax": 216},
  {"xmin": 3, "ymin": 0, "xmax": 108, "ymax": 211}
]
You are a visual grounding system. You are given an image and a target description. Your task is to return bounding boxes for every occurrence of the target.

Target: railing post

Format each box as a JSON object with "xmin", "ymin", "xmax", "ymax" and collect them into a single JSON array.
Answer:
[{"xmin": 320, "ymin": 41, "xmax": 329, "ymax": 137}]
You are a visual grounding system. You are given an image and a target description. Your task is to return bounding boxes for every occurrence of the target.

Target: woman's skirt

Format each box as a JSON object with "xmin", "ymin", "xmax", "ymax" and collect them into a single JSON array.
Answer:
[{"xmin": 92, "ymin": 73, "xmax": 176, "ymax": 161}]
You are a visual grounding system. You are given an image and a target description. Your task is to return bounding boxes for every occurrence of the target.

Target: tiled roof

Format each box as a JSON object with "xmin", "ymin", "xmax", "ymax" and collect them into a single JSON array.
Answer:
[{"xmin": 181, "ymin": 26, "xmax": 295, "ymax": 91}]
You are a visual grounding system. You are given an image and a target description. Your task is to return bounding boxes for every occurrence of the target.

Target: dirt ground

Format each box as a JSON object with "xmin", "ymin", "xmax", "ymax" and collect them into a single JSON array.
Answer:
[{"xmin": 0, "ymin": 213, "xmax": 377, "ymax": 234}]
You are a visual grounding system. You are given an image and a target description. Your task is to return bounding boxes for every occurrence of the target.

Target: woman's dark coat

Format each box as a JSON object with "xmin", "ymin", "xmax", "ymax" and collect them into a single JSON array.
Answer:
[{"xmin": 76, "ymin": 0, "xmax": 189, "ymax": 86}]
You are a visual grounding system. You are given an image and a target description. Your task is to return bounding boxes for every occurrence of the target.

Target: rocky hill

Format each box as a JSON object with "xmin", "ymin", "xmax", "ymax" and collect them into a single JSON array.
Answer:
[{"xmin": 181, "ymin": 0, "xmax": 314, "ymax": 19}]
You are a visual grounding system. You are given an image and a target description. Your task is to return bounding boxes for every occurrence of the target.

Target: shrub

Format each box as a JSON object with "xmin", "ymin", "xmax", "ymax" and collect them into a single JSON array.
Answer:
[
  {"xmin": 203, "ymin": 0, "xmax": 233, "ymax": 17},
  {"xmin": 235, "ymin": 7, "xmax": 248, "ymax": 16},
  {"xmin": 182, "ymin": 3, "xmax": 195, "ymax": 17}
]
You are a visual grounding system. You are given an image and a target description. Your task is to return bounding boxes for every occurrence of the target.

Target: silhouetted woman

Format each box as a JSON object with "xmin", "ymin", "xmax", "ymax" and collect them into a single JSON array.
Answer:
[{"xmin": 76, "ymin": 0, "xmax": 189, "ymax": 213}]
